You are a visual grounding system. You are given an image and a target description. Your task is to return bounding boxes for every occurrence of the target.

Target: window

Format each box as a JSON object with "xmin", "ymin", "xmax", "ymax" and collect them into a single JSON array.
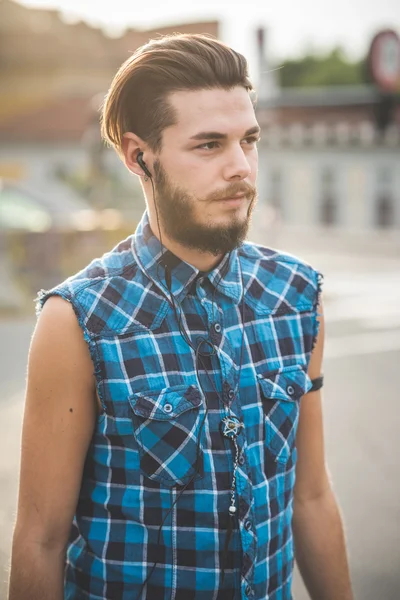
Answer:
[
  {"xmin": 321, "ymin": 195, "xmax": 337, "ymax": 226},
  {"xmin": 270, "ymin": 168, "xmax": 283, "ymax": 215},
  {"xmin": 375, "ymin": 167, "xmax": 394, "ymax": 228},
  {"xmin": 376, "ymin": 195, "xmax": 394, "ymax": 228},
  {"xmin": 319, "ymin": 167, "xmax": 338, "ymax": 226}
]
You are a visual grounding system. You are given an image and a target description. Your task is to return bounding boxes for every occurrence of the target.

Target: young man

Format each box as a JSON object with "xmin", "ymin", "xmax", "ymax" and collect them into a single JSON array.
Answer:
[{"xmin": 9, "ymin": 34, "xmax": 353, "ymax": 600}]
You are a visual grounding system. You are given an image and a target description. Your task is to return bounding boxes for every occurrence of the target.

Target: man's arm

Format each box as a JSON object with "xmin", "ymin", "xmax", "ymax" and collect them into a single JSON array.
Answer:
[
  {"xmin": 8, "ymin": 296, "xmax": 97, "ymax": 600},
  {"xmin": 293, "ymin": 300, "xmax": 354, "ymax": 600}
]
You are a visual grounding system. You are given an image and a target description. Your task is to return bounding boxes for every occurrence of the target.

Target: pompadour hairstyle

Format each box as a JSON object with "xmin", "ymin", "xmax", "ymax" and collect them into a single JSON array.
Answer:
[{"xmin": 100, "ymin": 33, "xmax": 253, "ymax": 156}]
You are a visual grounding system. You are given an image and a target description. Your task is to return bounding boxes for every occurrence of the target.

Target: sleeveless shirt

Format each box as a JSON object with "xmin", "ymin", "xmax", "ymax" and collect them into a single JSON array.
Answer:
[{"xmin": 35, "ymin": 210, "xmax": 323, "ymax": 600}]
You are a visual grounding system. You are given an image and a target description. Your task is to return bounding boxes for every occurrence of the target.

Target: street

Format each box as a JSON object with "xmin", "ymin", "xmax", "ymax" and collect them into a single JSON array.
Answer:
[{"xmin": 0, "ymin": 241, "xmax": 399, "ymax": 599}]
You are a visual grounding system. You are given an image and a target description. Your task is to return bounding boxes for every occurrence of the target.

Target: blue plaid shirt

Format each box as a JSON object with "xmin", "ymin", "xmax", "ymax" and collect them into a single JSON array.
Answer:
[{"xmin": 36, "ymin": 210, "xmax": 322, "ymax": 600}]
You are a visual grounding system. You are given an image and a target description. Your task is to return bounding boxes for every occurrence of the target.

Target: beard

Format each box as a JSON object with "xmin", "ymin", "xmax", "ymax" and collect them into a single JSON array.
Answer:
[{"xmin": 152, "ymin": 159, "xmax": 257, "ymax": 256}]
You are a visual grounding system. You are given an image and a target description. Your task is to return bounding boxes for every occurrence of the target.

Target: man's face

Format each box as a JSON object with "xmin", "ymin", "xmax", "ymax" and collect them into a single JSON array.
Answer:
[{"xmin": 150, "ymin": 86, "xmax": 259, "ymax": 256}]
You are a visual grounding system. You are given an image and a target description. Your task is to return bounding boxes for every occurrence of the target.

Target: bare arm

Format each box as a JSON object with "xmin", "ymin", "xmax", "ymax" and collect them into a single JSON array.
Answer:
[
  {"xmin": 293, "ymin": 301, "xmax": 354, "ymax": 600},
  {"xmin": 8, "ymin": 296, "xmax": 97, "ymax": 600}
]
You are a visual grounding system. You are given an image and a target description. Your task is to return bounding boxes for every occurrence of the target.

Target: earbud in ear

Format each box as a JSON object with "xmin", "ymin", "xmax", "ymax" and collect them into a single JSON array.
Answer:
[{"xmin": 137, "ymin": 152, "xmax": 152, "ymax": 179}]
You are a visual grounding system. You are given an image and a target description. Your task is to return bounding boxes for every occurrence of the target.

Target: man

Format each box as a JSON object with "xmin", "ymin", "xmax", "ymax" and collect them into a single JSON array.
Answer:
[{"xmin": 9, "ymin": 34, "xmax": 353, "ymax": 600}]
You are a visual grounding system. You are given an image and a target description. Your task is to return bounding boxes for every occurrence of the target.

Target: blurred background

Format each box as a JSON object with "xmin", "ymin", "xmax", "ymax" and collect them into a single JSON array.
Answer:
[{"xmin": 0, "ymin": 0, "xmax": 399, "ymax": 598}]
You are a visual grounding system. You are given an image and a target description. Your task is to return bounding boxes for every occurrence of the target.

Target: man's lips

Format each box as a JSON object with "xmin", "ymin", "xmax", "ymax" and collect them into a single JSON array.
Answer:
[{"xmin": 215, "ymin": 194, "xmax": 246, "ymax": 202}]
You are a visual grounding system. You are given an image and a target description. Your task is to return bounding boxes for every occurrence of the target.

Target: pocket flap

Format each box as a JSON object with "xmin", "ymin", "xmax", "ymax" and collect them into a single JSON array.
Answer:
[
  {"xmin": 129, "ymin": 384, "xmax": 202, "ymax": 420},
  {"xmin": 257, "ymin": 364, "xmax": 312, "ymax": 402}
]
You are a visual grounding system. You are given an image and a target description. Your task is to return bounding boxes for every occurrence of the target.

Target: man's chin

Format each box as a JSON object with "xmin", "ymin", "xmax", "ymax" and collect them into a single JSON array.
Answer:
[{"xmin": 169, "ymin": 220, "xmax": 248, "ymax": 255}]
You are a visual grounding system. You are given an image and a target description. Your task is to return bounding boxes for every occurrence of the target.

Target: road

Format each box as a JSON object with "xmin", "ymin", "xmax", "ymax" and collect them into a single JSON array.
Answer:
[{"xmin": 0, "ymin": 244, "xmax": 399, "ymax": 599}]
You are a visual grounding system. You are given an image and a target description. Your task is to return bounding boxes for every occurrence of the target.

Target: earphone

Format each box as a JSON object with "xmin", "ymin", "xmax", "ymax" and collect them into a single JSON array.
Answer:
[{"xmin": 137, "ymin": 151, "xmax": 152, "ymax": 179}]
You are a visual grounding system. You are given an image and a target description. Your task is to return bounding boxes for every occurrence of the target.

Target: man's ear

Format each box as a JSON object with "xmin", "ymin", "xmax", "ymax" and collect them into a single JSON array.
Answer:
[{"xmin": 121, "ymin": 132, "xmax": 147, "ymax": 177}]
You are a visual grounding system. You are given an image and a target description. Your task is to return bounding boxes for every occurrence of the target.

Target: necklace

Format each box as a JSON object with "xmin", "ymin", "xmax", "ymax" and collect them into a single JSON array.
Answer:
[{"xmin": 220, "ymin": 414, "xmax": 244, "ymax": 515}]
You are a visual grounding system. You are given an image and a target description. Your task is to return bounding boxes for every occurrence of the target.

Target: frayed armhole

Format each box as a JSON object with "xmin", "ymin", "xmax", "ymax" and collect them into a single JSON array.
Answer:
[{"xmin": 311, "ymin": 270, "xmax": 324, "ymax": 352}]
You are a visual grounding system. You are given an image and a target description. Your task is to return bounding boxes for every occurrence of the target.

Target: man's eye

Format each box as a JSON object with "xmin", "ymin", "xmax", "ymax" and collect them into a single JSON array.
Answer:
[
  {"xmin": 244, "ymin": 136, "xmax": 260, "ymax": 145},
  {"xmin": 196, "ymin": 142, "xmax": 219, "ymax": 150}
]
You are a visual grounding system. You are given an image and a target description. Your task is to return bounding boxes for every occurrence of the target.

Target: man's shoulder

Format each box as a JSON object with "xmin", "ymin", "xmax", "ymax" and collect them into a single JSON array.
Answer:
[
  {"xmin": 240, "ymin": 239, "xmax": 318, "ymax": 274},
  {"xmin": 239, "ymin": 240, "xmax": 322, "ymax": 312},
  {"xmin": 70, "ymin": 234, "xmax": 138, "ymax": 290}
]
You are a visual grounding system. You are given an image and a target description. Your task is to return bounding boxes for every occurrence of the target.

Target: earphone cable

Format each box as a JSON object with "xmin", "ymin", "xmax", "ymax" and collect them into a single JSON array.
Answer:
[{"xmin": 134, "ymin": 168, "xmax": 247, "ymax": 598}]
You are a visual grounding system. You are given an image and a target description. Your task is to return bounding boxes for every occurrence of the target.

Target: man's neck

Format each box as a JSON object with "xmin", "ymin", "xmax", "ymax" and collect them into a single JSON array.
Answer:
[
  {"xmin": 149, "ymin": 221, "xmax": 223, "ymax": 272},
  {"xmin": 162, "ymin": 234, "xmax": 223, "ymax": 272}
]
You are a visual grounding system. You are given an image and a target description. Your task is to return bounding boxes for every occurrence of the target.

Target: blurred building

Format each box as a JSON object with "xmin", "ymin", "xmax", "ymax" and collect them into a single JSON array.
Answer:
[
  {"xmin": 0, "ymin": 0, "xmax": 219, "ymax": 203},
  {"xmin": 256, "ymin": 29, "xmax": 400, "ymax": 231}
]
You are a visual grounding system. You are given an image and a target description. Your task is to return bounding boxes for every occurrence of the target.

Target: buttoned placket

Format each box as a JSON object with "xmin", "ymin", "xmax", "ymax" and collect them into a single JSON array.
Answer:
[{"xmin": 210, "ymin": 300, "xmax": 257, "ymax": 598}]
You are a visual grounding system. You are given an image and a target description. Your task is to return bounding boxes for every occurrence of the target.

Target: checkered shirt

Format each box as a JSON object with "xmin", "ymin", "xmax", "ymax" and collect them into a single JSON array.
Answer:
[{"xmin": 36, "ymin": 210, "xmax": 322, "ymax": 600}]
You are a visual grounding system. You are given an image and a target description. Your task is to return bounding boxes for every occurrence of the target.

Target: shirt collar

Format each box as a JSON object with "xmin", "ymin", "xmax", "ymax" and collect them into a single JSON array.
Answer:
[{"xmin": 132, "ymin": 210, "xmax": 243, "ymax": 304}]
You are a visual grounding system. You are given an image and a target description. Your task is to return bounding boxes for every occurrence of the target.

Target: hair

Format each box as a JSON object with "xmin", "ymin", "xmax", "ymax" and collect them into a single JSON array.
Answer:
[{"xmin": 100, "ymin": 33, "xmax": 254, "ymax": 157}]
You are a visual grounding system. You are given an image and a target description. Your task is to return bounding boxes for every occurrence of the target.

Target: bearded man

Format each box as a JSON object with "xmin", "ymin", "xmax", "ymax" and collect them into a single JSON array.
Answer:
[{"xmin": 9, "ymin": 33, "xmax": 353, "ymax": 600}]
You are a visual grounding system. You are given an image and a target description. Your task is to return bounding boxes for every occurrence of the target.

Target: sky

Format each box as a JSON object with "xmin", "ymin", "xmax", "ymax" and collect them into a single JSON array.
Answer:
[{"xmin": 19, "ymin": 0, "xmax": 400, "ymax": 78}]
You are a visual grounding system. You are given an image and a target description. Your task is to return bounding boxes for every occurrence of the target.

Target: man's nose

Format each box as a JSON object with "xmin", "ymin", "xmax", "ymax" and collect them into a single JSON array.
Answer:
[{"xmin": 222, "ymin": 146, "xmax": 252, "ymax": 181}]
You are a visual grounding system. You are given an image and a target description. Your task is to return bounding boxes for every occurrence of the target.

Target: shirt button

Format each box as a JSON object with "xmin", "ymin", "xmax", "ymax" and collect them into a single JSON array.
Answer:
[
  {"xmin": 245, "ymin": 584, "xmax": 252, "ymax": 596},
  {"xmin": 238, "ymin": 454, "xmax": 245, "ymax": 466},
  {"xmin": 213, "ymin": 322, "xmax": 222, "ymax": 333},
  {"xmin": 228, "ymin": 389, "xmax": 235, "ymax": 400},
  {"xmin": 244, "ymin": 520, "xmax": 252, "ymax": 531},
  {"xmin": 287, "ymin": 385, "xmax": 295, "ymax": 396},
  {"xmin": 164, "ymin": 403, "xmax": 173, "ymax": 413}
]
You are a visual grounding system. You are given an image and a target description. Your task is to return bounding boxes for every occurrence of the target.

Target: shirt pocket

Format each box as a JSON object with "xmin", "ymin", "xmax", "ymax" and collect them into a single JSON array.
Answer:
[
  {"xmin": 128, "ymin": 384, "xmax": 203, "ymax": 487},
  {"xmin": 257, "ymin": 364, "xmax": 312, "ymax": 464}
]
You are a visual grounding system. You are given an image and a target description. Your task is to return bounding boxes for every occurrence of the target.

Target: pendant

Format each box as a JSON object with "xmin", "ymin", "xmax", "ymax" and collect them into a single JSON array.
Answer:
[{"xmin": 220, "ymin": 415, "xmax": 243, "ymax": 439}]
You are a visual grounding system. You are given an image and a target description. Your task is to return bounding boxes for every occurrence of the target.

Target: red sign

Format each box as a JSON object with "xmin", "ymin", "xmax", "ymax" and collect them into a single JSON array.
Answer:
[{"xmin": 369, "ymin": 30, "xmax": 400, "ymax": 92}]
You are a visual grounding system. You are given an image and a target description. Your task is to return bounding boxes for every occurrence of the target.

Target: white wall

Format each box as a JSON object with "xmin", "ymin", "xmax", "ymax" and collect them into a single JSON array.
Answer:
[{"xmin": 258, "ymin": 142, "xmax": 400, "ymax": 230}]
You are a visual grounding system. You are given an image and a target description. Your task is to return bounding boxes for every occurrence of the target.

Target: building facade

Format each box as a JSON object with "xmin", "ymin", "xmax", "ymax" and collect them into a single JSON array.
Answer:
[
  {"xmin": 256, "ymin": 97, "xmax": 400, "ymax": 230},
  {"xmin": 255, "ymin": 30, "xmax": 400, "ymax": 231}
]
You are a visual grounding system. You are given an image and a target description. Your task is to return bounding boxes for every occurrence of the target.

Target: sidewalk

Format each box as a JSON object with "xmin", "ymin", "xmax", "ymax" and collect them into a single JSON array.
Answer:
[
  {"xmin": 0, "ymin": 256, "xmax": 26, "ymax": 316},
  {"xmin": 0, "ymin": 391, "xmax": 24, "ymax": 596}
]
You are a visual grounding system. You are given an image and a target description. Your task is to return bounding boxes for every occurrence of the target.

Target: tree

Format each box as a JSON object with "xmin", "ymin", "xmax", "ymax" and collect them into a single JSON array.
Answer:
[{"xmin": 277, "ymin": 46, "xmax": 367, "ymax": 87}]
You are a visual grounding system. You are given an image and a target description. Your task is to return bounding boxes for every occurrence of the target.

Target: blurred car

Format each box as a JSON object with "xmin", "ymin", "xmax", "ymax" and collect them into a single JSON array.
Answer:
[{"xmin": 0, "ymin": 178, "xmax": 94, "ymax": 232}]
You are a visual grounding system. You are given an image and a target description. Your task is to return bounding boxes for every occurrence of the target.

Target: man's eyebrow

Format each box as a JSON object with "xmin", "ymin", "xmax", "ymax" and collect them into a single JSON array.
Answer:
[
  {"xmin": 189, "ymin": 125, "xmax": 261, "ymax": 141},
  {"xmin": 244, "ymin": 126, "xmax": 261, "ymax": 137}
]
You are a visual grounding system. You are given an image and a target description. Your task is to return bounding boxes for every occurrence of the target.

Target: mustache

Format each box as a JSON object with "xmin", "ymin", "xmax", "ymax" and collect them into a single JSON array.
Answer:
[{"xmin": 207, "ymin": 182, "xmax": 256, "ymax": 202}]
